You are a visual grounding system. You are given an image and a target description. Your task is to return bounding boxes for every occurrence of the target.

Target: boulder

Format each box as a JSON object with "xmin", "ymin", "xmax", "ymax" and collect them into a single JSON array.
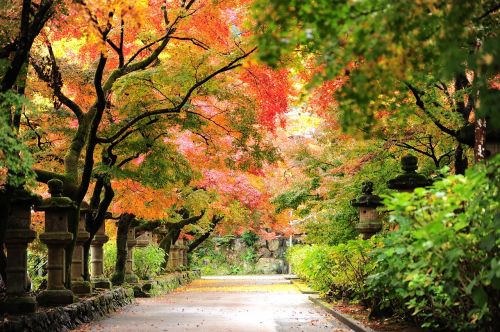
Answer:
[
  {"xmin": 257, "ymin": 247, "xmax": 272, "ymax": 258},
  {"xmin": 232, "ymin": 238, "xmax": 246, "ymax": 252},
  {"xmin": 267, "ymin": 238, "xmax": 282, "ymax": 252},
  {"xmin": 256, "ymin": 258, "xmax": 285, "ymax": 274}
]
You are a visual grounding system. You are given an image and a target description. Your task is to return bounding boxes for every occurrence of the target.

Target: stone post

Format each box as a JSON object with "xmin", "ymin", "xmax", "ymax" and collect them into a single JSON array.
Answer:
[
  {"xmin": 36, "ymin": 179, "xmax": 75, "ymax": 306},
  {"xmin": 125, "ymin": 227, "xmax": 139, "ymax": 283},
  {"xmin": 1, "ymin": 189, "xmax": 40, "ymax": 314},
  {"xmin": 71, "ymin": 202, "xmax": 92, "ymax": 295},
  {"xmin": 177, "ymin": 238, "xmax": 188, "ymax": 267},
  {"xmin": 388, "ymin": 155, "xmax": 431, "ymax": 193},
  {"xmin": 351, "ymin": 181, "xmax": 383, "ymax": 239},
  {"xmin": 177, "ymin": 239, "xmax": 184, "ymax": 268},
  {"xmin": 167, "ymin": 244, "xmax": 180, "ymax": 271},
  {"xmin": 90, "ymin": 220, "xmax": 111, "ymax": 289}
]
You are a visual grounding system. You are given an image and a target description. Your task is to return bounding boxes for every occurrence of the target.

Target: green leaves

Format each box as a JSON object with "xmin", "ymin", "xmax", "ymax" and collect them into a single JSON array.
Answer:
[
  {"xmin": 368, "ymin": 155, "xmax": 500, "ymax": 330},
  {"xmin": 0, "ymin": 91, "xmax": 36, "ymax": 188}
]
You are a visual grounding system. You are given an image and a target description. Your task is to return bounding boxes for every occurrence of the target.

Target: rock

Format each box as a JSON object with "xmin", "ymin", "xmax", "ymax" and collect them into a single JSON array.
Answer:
[
  {"xmin": 267, "ymin": 238, "xmax": 282, "ymax": 252},
  {"xmin": 256, "ymin": 238, "xmax": 267, "ymax": 249},
  {"xmin": 232, "ymin": 238, "xmax": 246, "ymax": 252},
  {"xmin": 256, "ymin": 258, "xmax": 285, "ymax": 274},
  {"xmin": 257, "ymin": 247, "xmax": 272, "ymax": 258}
]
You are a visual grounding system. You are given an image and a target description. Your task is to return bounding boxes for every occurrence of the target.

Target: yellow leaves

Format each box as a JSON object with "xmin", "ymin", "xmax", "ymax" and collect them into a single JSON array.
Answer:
[{"xmin": 176, "ymin": 279, "xmax": 298, "ymax": 293}]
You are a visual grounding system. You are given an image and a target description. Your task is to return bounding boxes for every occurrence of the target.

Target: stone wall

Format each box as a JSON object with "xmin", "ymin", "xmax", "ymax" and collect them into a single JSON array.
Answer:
[
  {"xmin": 214, "ymin": 236, "xmax": 296, "ymax": 274},
  {"xmin": 1, "ymin": 287, "xmax": 134, "ymax": 332}
]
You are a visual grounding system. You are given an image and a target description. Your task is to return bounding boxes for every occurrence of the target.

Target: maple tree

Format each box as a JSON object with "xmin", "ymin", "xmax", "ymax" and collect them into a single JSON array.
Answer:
[{"xmin": 1, "ymin": 0, "xmax": 297, "ymax": 287}]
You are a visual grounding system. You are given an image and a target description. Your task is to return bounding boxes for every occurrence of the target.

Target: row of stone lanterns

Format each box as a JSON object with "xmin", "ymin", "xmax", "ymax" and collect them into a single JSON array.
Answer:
[
  {"xmin": 351, "ymin": 155, "xmax": 432, "ymax": 239},
  {"xmin": 3, "ymin": 178, "xmax": 193, "ymax": 315},
  {"xmin": 1, "ymin": 179, "xmax": 114, "ymax": 315}
]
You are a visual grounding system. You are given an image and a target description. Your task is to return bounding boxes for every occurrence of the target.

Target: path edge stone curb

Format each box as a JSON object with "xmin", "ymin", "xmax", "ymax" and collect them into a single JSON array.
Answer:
[{"xmin": 308, "ymin": 295, "xmax": 376, "ymax": 332}]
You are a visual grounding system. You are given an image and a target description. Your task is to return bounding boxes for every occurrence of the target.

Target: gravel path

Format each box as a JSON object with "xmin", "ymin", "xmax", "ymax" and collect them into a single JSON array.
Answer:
[{"xmin": 76, "ymin": 275, "xmax": 352, "ymax": 332}]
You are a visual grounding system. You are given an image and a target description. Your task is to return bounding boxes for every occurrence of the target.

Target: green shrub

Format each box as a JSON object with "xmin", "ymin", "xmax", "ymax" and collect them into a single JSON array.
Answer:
[
  {"xmin": 241, "ymin": 230, "xmax": 259, "ymax": 247},
  {"xmin": 287, "ymin": 239, "xmax": 377, "ymax": 299},
  {"xmin": 367, "ymin": 156, "xmax": 500, "ymax": 331},
  {"xmin": 133, "ymin": 244, "xmax": 165, "ymax": 280},
  {"xmin": 103, "ymin": 241, "xmax": 116, "ymax": 278},
  {"xmin": 27, "ymin": 242, "xmax": 47, "ymax": 291}
]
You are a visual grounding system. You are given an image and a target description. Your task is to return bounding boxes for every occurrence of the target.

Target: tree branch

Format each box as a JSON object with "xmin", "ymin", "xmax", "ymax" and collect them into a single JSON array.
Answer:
[{"xmin": 404, "ymin": 82, "xmax": 458, "ymax": 138}]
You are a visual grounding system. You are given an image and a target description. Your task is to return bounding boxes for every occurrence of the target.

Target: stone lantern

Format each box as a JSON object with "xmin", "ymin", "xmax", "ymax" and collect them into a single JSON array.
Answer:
[
  {"xmin": 36, "ymin": 179, "xmax": 75, "ymax": 306},
  {"xmin": 167, "ymin": 244, "xmax": 180, "ymax": 271},
  {"xmin": 71, "ymin": 201, "xmax": 92, "ymax": 295},
  {"xmin": 388, "ymin": 155, "xmax": 431, "ymax": 192},
  {"xmin": 125, "ymin": 227, "xmax": 139, "ymax": 283},
  {"xmin": 135, "ymin": 231, "xmax": 151, "ymax": 248},
  {"xmin": 351, "ymin": 182, "xmax": 383, "ymax": 239},
  {"xmin": 177, "ymin": 238, "xmax": 188, "ymax": 267},
  {"xmin": 1, "ymin": 189, "xmax": 41, "ymax": 314},
  {"xmin": 90, "ymin": 218, "xmax": 111, "ymax": 289}
]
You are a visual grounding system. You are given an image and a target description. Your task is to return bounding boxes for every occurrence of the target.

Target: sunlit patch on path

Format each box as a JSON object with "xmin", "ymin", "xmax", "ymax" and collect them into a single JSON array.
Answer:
[{"xmin": 76, "ymin": 275, "xmax": 352, "ymax": 332}]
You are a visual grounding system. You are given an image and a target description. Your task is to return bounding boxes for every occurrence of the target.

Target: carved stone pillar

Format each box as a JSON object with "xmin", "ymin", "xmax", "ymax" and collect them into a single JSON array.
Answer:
[
  {"xmin": 1, "ymin": 189, "xmax": 40, "ymax": 314},
  {"xmin": 90, "ymin": 220, "xmax": 111, "ymax": 289},
  {"xmin": 36, "ymin": 179, "xmax": 75, "ymax": 306},
  {"xmin": 125, "ymin": 227, "xmax": 139, "ymax": 283},
  {"xmin": 71, "ymin": 202, "xmax": 92, "ymax": 295}
]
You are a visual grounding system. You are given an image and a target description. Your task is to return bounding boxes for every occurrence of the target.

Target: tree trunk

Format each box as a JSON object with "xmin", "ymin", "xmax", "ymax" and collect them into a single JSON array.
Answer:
[
  {"xmin": 0, "ymin": 191, "xmax": 9, "ymax": 284},
  {"xmin": 188, "ymin": 216, "xmax": 223, "ymax": 253},
  {"xmin": 474, "ymin": 118, "xmax": 487, "ymax": 162},
  {"xmin": 454, "ymin": 144, "xmax": 468, "ymax": 175},
  {"xmin": 111, "ymin": 213, "xmax": 133, "ymax": 285}
]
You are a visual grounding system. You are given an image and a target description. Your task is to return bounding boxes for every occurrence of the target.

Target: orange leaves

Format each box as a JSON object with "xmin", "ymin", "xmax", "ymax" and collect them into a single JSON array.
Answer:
[
  {"xmin": 241, "ymin": 64, "xmax": 290, "ymax": 130},
  {"xmin": 110, "ymin": 179, "xmax": 178, "ymax": 219}
]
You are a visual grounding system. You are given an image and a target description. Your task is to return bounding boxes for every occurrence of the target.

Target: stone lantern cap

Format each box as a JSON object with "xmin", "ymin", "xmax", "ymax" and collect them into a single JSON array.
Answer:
[
  {"xmin": 387, "ymin": 155, "xmax": 431, "ymax": 190},
  {"xmin": 351, "ymin": 181, "xmax": 383, "ymax": 208},
  {"xmin": 36, "ymin": 179, "xmax": 76, "ymax": 211}
]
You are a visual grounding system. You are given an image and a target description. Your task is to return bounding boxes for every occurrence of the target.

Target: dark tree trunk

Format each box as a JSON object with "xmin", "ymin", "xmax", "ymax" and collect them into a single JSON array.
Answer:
[
  {"xmin": 0, "ymin": 191, "xmax": 9, "ymax": 284},
  {"xmin": 188, "ymin": 215, "xmax": 223, "ymax": 253},
  {"xmin": 111, "ymin": 213, "xmax": 134, "ymax": 285},
  {"xmin": 454, "ymin": 144, "xmax": 468, "ymax": 175}
]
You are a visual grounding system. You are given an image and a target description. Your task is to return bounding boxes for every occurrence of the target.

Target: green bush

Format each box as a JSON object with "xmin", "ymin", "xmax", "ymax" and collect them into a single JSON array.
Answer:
[
  {"xmin": 27, "ymin": 242, "xmax": 47, "ymax": 291},
  {"xmin": 103, "ymin": 242, "xmax": 166, "ymax": 280},
  {"xmin": 133, "ymin": 244, "xmax": 165, "ymax": 280},
  {"xmin": 103, "ymin": 241, "xmax": 116, "ymax": 278},
  {"xmin": 367, "ymin": 156, "xmax": 500, "ymax": 331},
  {"xmin": 287, "ymin": 239, "xmax": 377, "ymax": 299},
  {"xmin": 241, "ymin": 230, "xmax": 259, "ymax": 247}
]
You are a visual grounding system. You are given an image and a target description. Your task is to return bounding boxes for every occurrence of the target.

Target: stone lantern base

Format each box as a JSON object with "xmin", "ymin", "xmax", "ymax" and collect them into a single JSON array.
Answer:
[
  {"xmin": 71, "ymin": 280, "xmax": 93, "ymax": 295},
  {"xmin": 1, "ymin": 295, "xmax": 37, "ymax": 315},
  {"xmin": 92, "ymin": 278, "xmax": 112, "ymax": 289},
  {"xmin": 124, "ymin": 273, "xmax": 139, "ymax": 284},
  {"xmin": 36, "ymin": 289, "xmax": 74, "ymax": 307}
]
